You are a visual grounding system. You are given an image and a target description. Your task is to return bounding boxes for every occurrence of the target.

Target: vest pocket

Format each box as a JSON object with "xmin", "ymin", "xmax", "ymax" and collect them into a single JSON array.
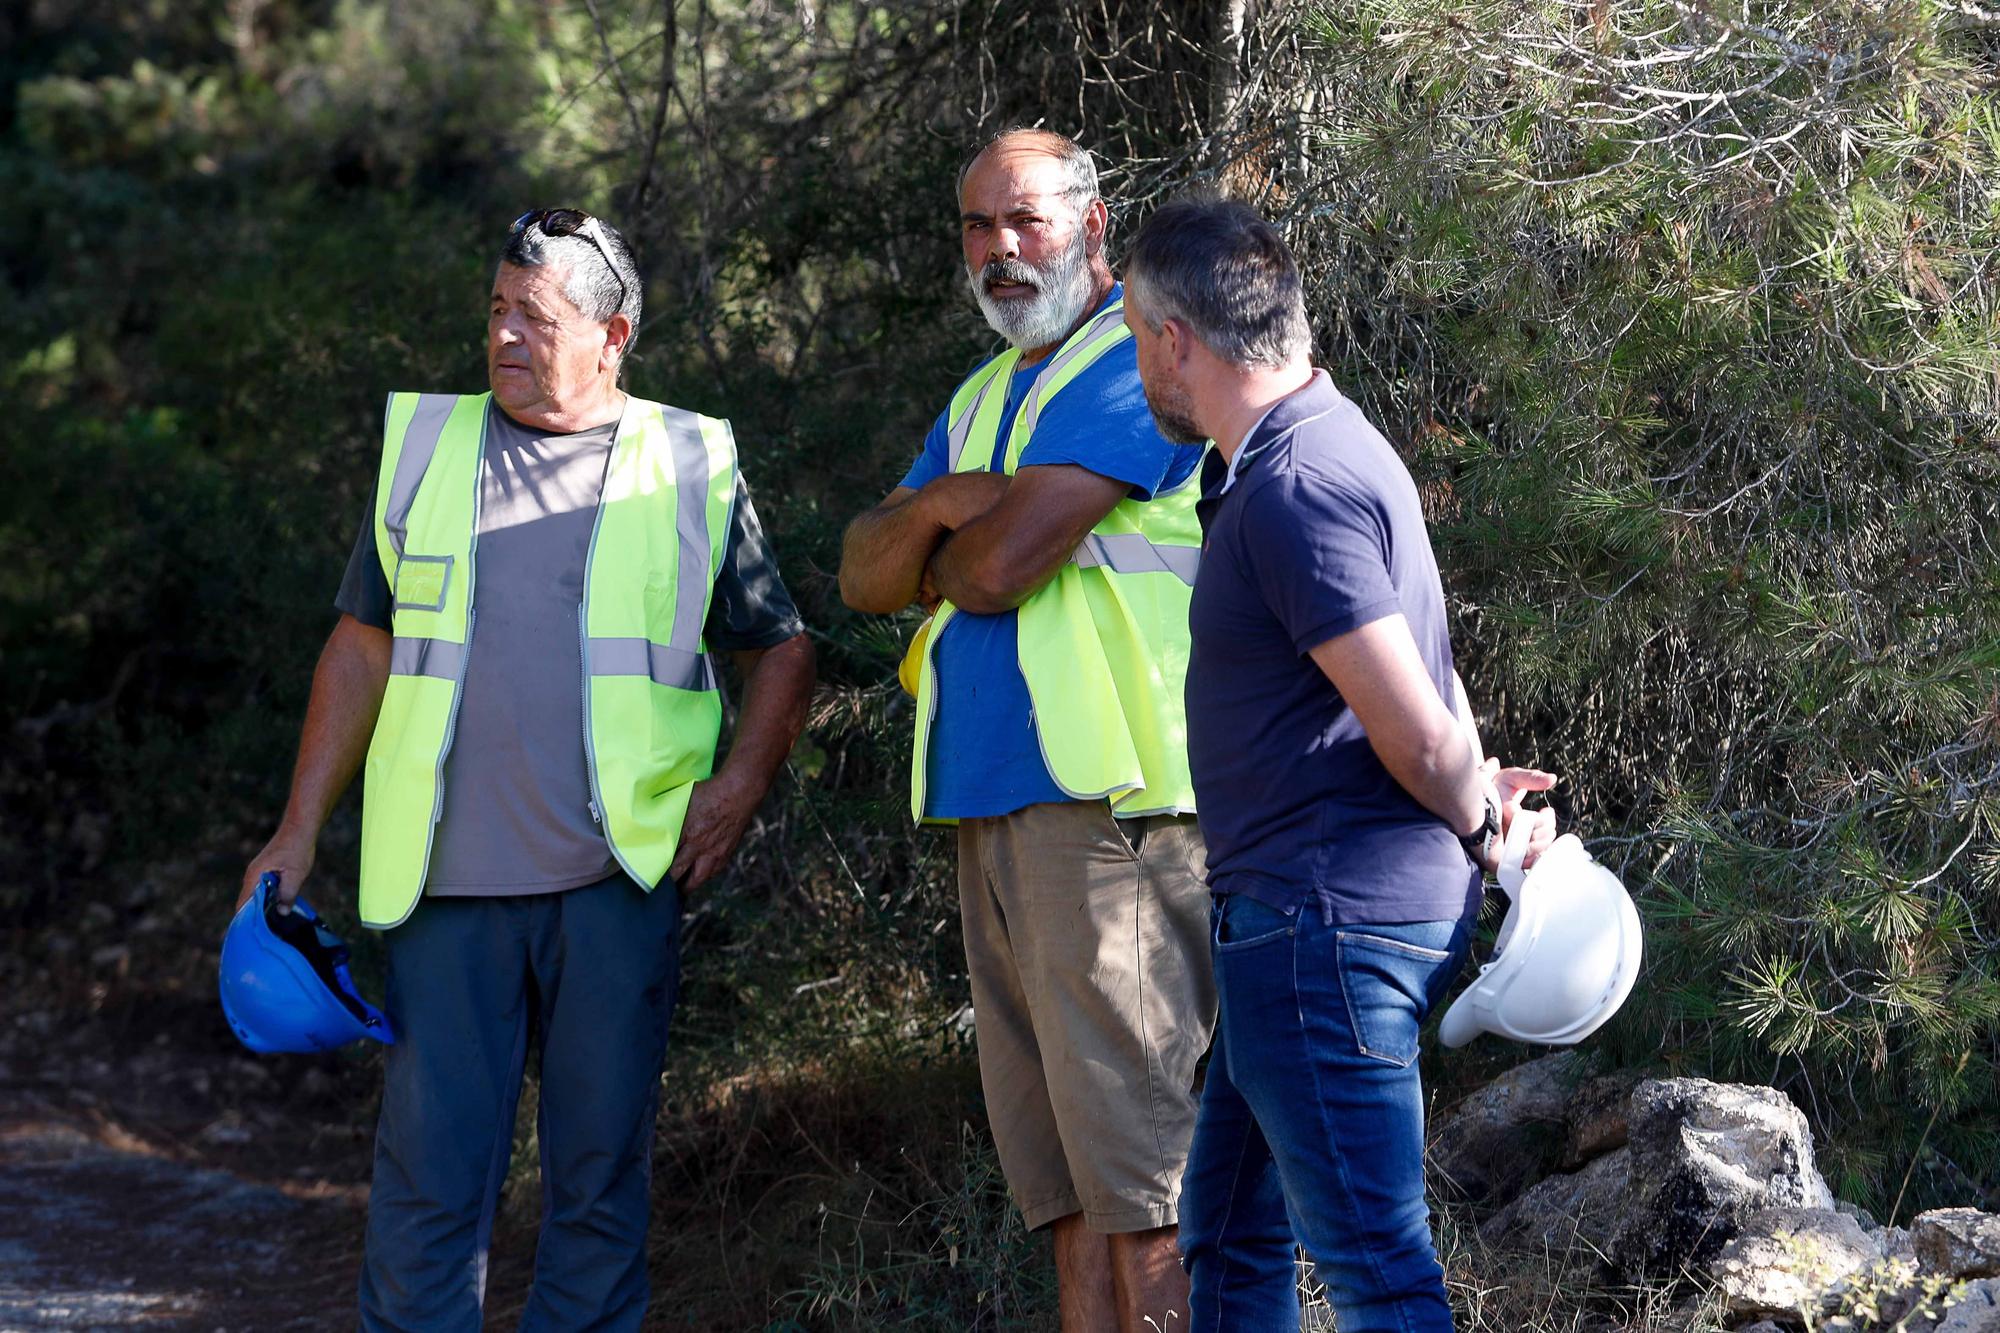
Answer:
[{"xmin": 393, "ymin": 554, "xmax": 453, "ymax": 613}]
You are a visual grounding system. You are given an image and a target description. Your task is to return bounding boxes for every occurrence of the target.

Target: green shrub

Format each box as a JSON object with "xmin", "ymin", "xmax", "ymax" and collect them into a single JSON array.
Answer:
[{"xmin": 1258, "ymin": 0, "xmax": 2000, "ymax": 1208}]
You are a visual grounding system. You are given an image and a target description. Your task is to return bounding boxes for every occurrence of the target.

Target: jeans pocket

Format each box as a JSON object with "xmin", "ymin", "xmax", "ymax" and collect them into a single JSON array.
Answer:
[
  {"xmin": 1336, "ymin": 927, "xmax": 1454, "ymax": 1067},
  {"xmin": 1212, "ymin": 893, "xmax": 1297, "ymax": 954}
]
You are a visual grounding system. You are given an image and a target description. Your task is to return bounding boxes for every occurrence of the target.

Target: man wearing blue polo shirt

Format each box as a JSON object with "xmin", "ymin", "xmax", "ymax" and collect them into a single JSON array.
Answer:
[
  {"xmin": 840, "ymin": 130, "xmax": 1213, "ymax": 1331},
  {"xmin": 1121, "ymin": 198, "xmax": 1557, "ymax": 1333}
]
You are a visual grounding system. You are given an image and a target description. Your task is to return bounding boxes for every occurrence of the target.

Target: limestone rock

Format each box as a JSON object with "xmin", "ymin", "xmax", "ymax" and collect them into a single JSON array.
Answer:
[
  {"xmin": 1835, "ymin": 1197, "xmax": 1881, "ymax": 1231},
  {"xmin": 1479, "ymin": 1144, "xmax": 1629, "ymax": 1260},
  {"xmin": 1915, "ymin": 1210, "xmax": 2000, "ymax": 1280},
  {"xmin": 1612, "ymin": 1078, "xmax": 1835, "ymax": 1277},
  {"xmin": 1561, "ymin": 1072, "xmax": 1638, "ymax": 1170},
  {"xmin": 1883, "ymin": 1226, "xmax": 1919, "ymax": 1265},
  {"xmin": 1706, "ymin": 1207, "xmax": 1880, "ymax": 1317},
  {"xmin": 1429, "ymin": 1050, "xmax": 1579, "ymax": 1204},
  {"xmin": 1935, "ymin": 1277, "xmax": 2000, "ymax": 1332}
]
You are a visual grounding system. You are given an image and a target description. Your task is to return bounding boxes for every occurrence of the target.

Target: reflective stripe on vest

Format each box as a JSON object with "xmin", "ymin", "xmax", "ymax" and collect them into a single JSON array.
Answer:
[
  {"xmin": 359, "ymin": 392, "xmax": 735, "ymax": 928},
  {"xmin": 586, "ymin": 637, "xmax": 717, "ymax": 692},
  {"xmin": 1073, "ymin": 531, "xmax": 1200, "ymax": 585},
  {"xmin": 910, "ymin": 297, "xmax": 1207, "ymax": 822}
]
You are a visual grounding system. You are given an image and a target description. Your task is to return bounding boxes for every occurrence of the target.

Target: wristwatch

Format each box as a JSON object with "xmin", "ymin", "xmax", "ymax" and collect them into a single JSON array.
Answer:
[{"xmin": 1458, "ymin": 792, "xmax": 1503, "ymax": 862}]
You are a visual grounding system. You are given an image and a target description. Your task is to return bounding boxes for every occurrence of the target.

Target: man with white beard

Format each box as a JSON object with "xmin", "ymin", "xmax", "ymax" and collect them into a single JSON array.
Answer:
[{"xmin": 841, "ymin": 129, "xmax": 1213, "ymax": 1332}]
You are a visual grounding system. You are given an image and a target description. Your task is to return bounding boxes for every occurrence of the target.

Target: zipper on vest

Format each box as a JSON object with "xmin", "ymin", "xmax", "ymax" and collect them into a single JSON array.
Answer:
[
  {"xmin": 578, "ymin": 603, "xmax": 639, "ymax": 888},
  {"xmin": 433, "ymin": 607, "xmax": 477, "ymax": 826}
]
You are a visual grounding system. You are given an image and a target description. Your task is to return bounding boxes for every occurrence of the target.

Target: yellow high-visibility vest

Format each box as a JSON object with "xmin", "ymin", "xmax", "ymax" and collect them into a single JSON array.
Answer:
[
  {"xmin": 358, "ymin": 391, "xmax": 736, "ymax": 927},
  {"xmin": 910, "ymin": 299, "xmax": 1205, "ymax": 821}
]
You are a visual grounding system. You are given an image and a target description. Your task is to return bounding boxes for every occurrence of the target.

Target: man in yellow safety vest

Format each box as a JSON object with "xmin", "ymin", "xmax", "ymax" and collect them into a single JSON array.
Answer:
[
  {"xmin": 240, "ymin": 208, "xmax": 815, "ymax": 1330},
  {"xmin": 840, "ymin": 130, "xmax": 1213, "ymax": 1332}
]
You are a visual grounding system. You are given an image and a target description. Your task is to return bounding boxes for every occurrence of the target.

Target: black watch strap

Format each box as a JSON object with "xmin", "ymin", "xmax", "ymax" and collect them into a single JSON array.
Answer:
[{"xmin": 1458, "ymin": 797, "xmax": 1501, "ymax": 858}]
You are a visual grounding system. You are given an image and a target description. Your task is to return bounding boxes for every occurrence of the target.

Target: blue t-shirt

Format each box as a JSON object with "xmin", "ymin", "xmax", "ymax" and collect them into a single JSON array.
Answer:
[
  {"xmin": 902, "ymin": 286, "xmax": 1203, "ymax": 820},
  {"xmin": 1185, "ymin": 371, "xmax": 1482, "ymax": 924}
]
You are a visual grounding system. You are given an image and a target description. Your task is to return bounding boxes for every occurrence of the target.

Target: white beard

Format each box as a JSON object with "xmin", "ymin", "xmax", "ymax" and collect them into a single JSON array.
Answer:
[{"xmin": 967, "ymin": 229, "xmax": 1094, "ymax": 352}]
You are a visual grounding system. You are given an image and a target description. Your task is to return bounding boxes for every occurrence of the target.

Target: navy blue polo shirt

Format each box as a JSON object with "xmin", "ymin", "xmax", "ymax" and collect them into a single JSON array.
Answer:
[{"xmin": 1185, "ymin": 371, "xmax": 1481, "ymax": 924}]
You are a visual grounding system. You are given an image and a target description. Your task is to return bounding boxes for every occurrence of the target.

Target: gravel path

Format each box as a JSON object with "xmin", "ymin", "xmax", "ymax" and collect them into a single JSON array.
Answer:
[{"xmin": 0, "ymin": 1082, "xmax": 366, "ymax": 1331}]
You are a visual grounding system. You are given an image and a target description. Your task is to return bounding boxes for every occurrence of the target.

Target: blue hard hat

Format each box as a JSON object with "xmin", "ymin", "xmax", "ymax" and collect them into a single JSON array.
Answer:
[{"xmin": 219, "ymin": 873, "xmax": 395, "ymax": 1054}]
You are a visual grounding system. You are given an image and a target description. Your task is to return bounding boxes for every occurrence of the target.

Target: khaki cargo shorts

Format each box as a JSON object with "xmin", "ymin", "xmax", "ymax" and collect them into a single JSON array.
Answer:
[{"xmin": 958, "ymin": 799, "xmax": 1217, "ymax": 1233}]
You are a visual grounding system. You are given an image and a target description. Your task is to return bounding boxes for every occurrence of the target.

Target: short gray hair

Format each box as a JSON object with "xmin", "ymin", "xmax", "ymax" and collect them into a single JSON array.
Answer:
[
  {"xmin": 1123, "ymin": 198, "xmax": 1310, "ymax": 369},
  {"xmin": 958, "ymin": 127, "xmax": 1100, "ymax": 212},
  {"xmin": 500, "ymin": 212, "xmax": 644, "ymax": 348}
]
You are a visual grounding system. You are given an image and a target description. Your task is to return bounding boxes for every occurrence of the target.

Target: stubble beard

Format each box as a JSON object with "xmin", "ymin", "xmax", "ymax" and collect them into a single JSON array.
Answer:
[
  {"xmin": 967, "ymin": 227, "xmax": 1095, "ymax": 352},
  {"xmin": 1145, "ymin": 374, "xmax": 1206, "ymax": 445}
]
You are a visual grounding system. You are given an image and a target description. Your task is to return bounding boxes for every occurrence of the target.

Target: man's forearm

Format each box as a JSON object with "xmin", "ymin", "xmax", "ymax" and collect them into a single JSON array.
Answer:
[
  {"xmin": 1378, "ymin": 726, "xmax": 1488, "ymax": 837},
  {"xmin": 924, "ymin": 465, "xmax": 1127, "ymax": 614},
  {"xmin": 1307, "ymin": 625, "xmax": 1488, "ymax": 837},
  {"xmin": 279, "ymin": 616, "xmax": 391, "ymax": 836},
  {"xmin": 840, "ymin": 492, "xmax": 946, "ymax": 614},
  {"xmin": 716, "ymin": 634, "xmax": 816, "ymax": 798},
  {"xmin": 840, "ymin": 475, "xmax": 1012, "ymax": 614}
]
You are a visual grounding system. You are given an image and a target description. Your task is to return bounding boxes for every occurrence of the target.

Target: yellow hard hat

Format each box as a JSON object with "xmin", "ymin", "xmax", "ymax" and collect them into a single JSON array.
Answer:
[{"xmin": 897, "ymin": 615, "xmax": 934, "ymax": 696}]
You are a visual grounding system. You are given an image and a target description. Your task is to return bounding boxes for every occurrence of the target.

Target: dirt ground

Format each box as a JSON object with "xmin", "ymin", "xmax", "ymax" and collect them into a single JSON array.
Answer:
[
  {"xmin": 0, "ymin": 994, "xmax": 382, "ymax": 1332},
  {"xmin": 0, "ymin": 870, "xmax": 973, "ymax": 1331},
  {"xmin": 0, "ymin": 976, "xmax": 795, "ymax": 1332}
]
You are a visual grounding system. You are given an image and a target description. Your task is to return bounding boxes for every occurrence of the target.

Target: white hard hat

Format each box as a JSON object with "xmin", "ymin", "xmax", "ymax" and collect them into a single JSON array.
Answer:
[{"xmin": 1437, "ymin": 788, "xmax": 1644, "ymax": 1049}]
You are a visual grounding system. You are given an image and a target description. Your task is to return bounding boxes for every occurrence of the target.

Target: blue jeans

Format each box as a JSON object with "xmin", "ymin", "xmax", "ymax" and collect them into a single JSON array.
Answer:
[
  {"xmin": 1180, "ymin": 894, "xmax": 1470, "ymax": 1333},
  {"xmin": 356, "ymin": 871, "xmax": 680, "ymax": 1333}
]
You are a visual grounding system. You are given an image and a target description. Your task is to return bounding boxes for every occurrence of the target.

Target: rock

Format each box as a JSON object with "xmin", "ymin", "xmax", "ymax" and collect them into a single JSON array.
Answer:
[
  {"xmin": 1706, "ymin": 1207, "xmax": 1880, "ymax": 1317},
  {"xmin": 1935, "ymin": 1277, "xmax": 2000, "ymax": 1332},
  {"xmin": 1884, "ymin": 1226, "xmax": 1919, "ymax": 1264},
  {"xmin": 197, "ymin": 1116, "xmax": 253, "ymax": 1146},
  {"xmin": 1915, "ymin": 1210, "xmax": 2000, "ymax": 1280},
  {"xmin": 1733, "ymin": 1322, "xmax": 1787, "ymax": 1333},
  {"xmin": 1429, "ymin": 1050, "xmax": 1580, "ymax": 1203},
  {"xmin": 1561, "ymin": 1072, "xmax": 1639, "ymax": 1170},
  {"xmin": 1612, "ymin": 1078, "xmax": 1834, "ymax": 1277},
  {"xmin": 1835, "ymin": 1197, "xmax": 1881, "ymax": 1231},
  {"xmin": 226, "ymin": 1057, "xmax": 276, "ymax": 1087},
  {"xmin": 1480, "ymin": 1145, "xmax": 1629, "ymax": 1260}
]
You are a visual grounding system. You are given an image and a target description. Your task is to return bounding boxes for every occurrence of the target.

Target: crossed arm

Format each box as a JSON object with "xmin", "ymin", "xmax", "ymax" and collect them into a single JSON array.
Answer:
[
  {"xmin": 838, "ymin": 465, "xmax": 1130, "ymax": 616},
  {"xmin": 840, "ymin": 466, "xmax": 1556, "ymax": 867}
]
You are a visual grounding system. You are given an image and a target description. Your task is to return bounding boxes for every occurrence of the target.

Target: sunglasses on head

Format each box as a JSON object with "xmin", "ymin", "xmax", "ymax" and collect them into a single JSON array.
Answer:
[{"xmin": 509, "ymin": 208, "xmax": 628, "ymax": 311}]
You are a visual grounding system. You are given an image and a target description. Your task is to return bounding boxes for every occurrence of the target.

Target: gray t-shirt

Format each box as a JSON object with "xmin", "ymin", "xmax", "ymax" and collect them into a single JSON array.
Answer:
[{"xmin": 336, "ymin": 400, "xmax": 805, "ymax": 895}]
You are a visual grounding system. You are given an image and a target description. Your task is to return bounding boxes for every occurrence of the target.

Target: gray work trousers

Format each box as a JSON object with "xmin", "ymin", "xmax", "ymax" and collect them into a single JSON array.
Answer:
[{"xmin": 356, "ymin": 870, "xmax": 680, "ymax": 1332}]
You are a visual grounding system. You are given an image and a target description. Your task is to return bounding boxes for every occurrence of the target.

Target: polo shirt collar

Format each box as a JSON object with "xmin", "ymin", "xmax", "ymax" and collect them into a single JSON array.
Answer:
[{"xmin": 1217, "ymin": 369, "xmax": 1338, "ymax": 494}]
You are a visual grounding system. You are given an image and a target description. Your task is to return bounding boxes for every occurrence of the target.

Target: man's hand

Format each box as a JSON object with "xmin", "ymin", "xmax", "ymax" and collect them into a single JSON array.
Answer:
[
  {"xmin": 239, "ymin": 826, "xmax": 316, "ymax": 911},
  {"xmin": 668, "ymin": 771, "xmax": 761, "ymax": 891},
  {"xmin": 926, "ymin": 464, "xmax": 1131, "ymax": 614},
  {"xmin": 1478, "ymin": 758, "xmax": 1559, "ymax": 875},
  {"xmin": 668, "ymin": 635, "xmax": 814, "ymax": 892}
]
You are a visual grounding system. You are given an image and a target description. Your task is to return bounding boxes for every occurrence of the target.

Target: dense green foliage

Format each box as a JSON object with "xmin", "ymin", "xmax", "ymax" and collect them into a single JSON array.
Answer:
[
  {"xmin": 3, "ymin": 0, "xmax": 1996, "ymax": 1323},
  {"xmin": 1271, "ymin": 0, "xmax": 2000, "ymax": 1211}
]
